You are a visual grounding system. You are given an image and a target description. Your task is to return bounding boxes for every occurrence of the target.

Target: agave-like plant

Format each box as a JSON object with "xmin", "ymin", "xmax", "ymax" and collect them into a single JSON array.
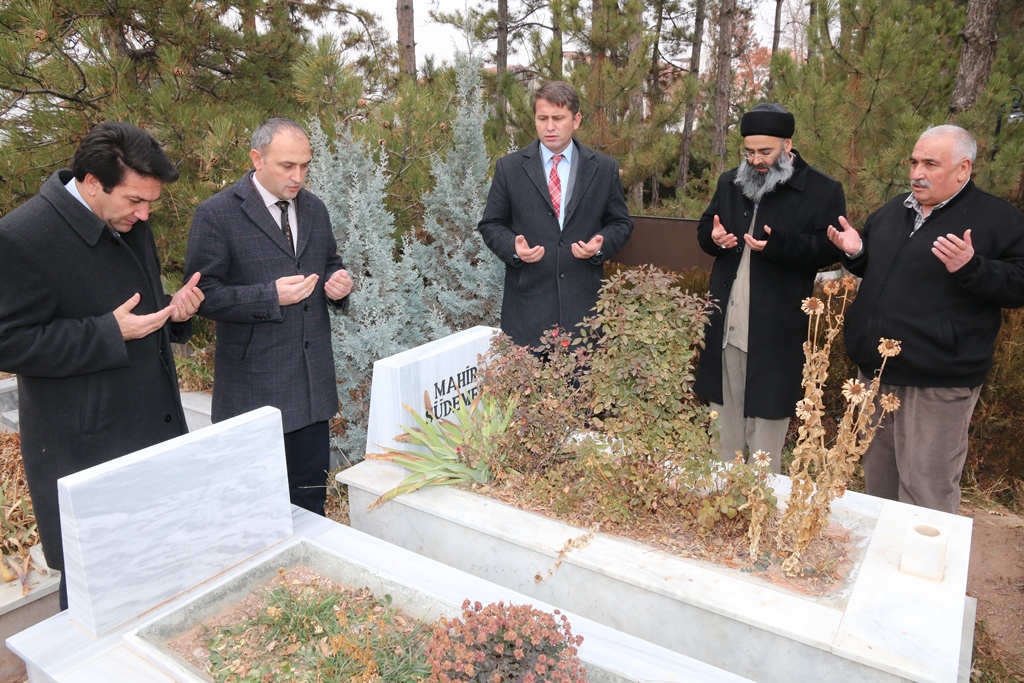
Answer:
[{"xmin": 366, "ymin": 390, "xmax": 517, "ymax": 509}]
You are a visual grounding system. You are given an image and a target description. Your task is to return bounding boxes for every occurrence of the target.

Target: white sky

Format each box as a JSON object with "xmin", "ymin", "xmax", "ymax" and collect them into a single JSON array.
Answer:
[
  {"xmin": 341, "ymin": 0, "xmax": 775, "ymax": 69},
  {"xmin": 343, "ymin": 0, "xmax": 481, "ymax": 67}
]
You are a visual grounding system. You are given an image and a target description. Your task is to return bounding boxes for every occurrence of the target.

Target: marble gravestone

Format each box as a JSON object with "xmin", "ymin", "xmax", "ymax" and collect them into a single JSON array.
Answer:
[
  {"xmin": 8, "ymin": 405, "xmax": 757, "ymax": 683},
  {"xmin": 364, "ymin": 325, "xmax": 498, "ymax": 456},
  {"xmin": 58, "ymin": 406, "xmax": 293, "ymax": 636}
]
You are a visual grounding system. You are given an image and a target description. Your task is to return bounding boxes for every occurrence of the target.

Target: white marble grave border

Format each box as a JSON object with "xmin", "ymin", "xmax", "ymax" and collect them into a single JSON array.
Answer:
[{"xmin": 340, "ymin": 460, "xmax": 974, "ymax": 683}]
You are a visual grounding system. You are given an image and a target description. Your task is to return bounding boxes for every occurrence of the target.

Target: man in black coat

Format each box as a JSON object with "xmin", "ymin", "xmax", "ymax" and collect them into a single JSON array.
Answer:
[
  {"xmin": 828, "ymin": 125, "xmax": 1024, "ymax": 513},
  {"xmin": 0, "ymin": 122, "xmax": 204, "ymax": 608},
  {"xmin": 185, "ymin": 118, "xmax": 353, "ymax": 516},
  {"xmin": 478, "ymin": 81, "xmax": 633, "ymax": 347},
  {"xmin": 694, "ymin": 104, "xmax": 845, "ymax": 473}
]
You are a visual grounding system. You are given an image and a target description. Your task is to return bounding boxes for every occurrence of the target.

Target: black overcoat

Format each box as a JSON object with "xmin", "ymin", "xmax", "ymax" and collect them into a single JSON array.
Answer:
[
  {"xmin": 477, "ymin": 139, "xmax": 633, "ymax": 346},
  {"xmin": 0, "ymin": 170, "xmax": 189, "ymax": 576},
  {"xmin": 184, "ymin": 172, "xmax": 347, "ymax": 433},
  {"xmin": 693, "ymin": 152, "xmax": 845, "ymax": 419}
]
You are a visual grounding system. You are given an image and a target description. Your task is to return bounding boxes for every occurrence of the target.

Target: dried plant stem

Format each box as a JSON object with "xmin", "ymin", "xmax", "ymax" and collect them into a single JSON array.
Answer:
[{"xmin": 777, "ymin": 280, "xmax": 902, "ymax": 574}]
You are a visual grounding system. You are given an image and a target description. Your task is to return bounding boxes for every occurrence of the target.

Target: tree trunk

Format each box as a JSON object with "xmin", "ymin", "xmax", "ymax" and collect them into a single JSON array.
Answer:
[
  {"xmin": 648, "ymin": 0, "xmax": 666, "ymax": 206},
  {"xmin": 948, "ymin": 0, "xmax": 1000, "ymax": 117},
  {"xmin": 590, "ymin": 0, "xmax": 609, "ymax": 147},
  {"xmin": 772, "ymin": 0, "xmax": 783, "ymax": 54},
  {"xmin": 550, "ymin": 0, "xmax": 564, "ymax": 80},
  {"xmin": 764, "ymin": 0, "xmax": 783, "ymax": 94},
  {"xmin": 807, "ymin": 0, "xmax": 816, "ymax": 62},
  {"xmin": 496, "ymin": 0, "xmax": 508, "ymax": 131},
  {"xmin": 675, "ymin": 0, "xmax": 706, "ymax": 191},
  {"xmin": 629, "ymin": 1, "xmax": 645, "ymax": 207},
  {"xmin": 711, "ymin": 0, "xmax": 736, "ymax": 179},
  {"xmin": 397, "ymin": 0, "xmax": 416, "ymax": 78}
]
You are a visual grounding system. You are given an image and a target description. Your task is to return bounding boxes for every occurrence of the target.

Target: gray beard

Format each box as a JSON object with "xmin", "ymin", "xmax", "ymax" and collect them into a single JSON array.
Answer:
[{"xmin": 733, "ymin": 152, "xmax": 796, "ymax": 203}]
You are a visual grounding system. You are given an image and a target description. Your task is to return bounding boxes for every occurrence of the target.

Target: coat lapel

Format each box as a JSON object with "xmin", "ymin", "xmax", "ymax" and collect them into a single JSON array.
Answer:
[
  {"xmin": 521, "ymin": 140, "xmax": 557, "ymax": 215},
  {"xmin": 293, "ymin": 190, "xmax": 315, "ymax": 257},
  {"xmin": 563, "ymin": 141, "xmax": 597, "ymax": 227},
  {"xmin": 237, "ymin": 173, "xmax": 295, "ymax": 257}
]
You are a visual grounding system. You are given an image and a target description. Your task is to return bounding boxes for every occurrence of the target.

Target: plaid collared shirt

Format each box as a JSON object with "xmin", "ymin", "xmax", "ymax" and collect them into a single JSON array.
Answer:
[{"xmin": 903, "ymin": 181, "xmax": 968, "ymax": 233}]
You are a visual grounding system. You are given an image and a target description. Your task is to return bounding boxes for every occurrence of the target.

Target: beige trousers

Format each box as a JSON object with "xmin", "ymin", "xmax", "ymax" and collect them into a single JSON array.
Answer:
[{"xmin": 710, "ymin": 344, "xmax": 790, "ymax": 474}]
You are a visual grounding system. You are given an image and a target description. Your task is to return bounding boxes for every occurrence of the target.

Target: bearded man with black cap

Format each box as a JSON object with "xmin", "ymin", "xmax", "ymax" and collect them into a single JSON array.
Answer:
[{"xmin": 694, "ymin": 103, "xmax": 845, "ymax": 473}]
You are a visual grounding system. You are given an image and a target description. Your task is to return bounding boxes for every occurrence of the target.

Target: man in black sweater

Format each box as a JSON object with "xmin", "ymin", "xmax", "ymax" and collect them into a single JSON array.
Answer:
[{"xmin": 828, "ymin": 124, "xmax": 1024, "ymax": 513}]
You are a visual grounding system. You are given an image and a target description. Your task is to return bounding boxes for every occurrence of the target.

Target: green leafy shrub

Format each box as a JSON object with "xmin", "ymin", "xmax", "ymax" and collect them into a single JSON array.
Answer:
[
  {"xmin": 480, "ymin": 265, "xmax": 778, "ymax": 538},
  {"xmin": 582, "ymin": 265, "xmax": 713, "ymax": 459},
  {"xmin": 477, "ymin": 329, "xmax": 591, "ymax": 475}
]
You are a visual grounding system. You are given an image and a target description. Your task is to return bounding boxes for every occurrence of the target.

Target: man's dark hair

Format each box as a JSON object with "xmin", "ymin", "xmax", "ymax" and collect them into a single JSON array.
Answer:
[
  {"xmin": 72, "ymin": 122, "xmax": 179, "ymax": 191},
  {"xmin": 533, "ymin": 81, "xmax": 580, "ymax": 115}
]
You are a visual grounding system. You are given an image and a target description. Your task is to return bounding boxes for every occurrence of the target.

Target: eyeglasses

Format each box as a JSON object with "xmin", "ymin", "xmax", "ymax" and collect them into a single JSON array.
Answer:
[{"xmin": 740, "ymin": 146, "xmax": 783, "ymax": 163}]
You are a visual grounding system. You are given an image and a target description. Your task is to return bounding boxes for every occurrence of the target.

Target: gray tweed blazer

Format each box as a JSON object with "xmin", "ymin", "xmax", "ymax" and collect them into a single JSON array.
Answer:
[{"xmin": 185, "ymin": 172, "xmax": 348, "ymax": 432}]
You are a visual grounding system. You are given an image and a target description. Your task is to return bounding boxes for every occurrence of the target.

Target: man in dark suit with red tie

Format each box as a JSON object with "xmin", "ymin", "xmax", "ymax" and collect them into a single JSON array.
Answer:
[
  {"xmin": 478, "ymin": 81, "xmax": 633, "ymax": 347},
  {"xmin": 185, "ymin": 118, "xmax": 353, "ymax": 515}
]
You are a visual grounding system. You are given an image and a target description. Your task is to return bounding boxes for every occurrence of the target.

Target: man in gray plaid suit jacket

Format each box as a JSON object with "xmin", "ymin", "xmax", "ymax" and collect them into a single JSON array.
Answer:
[{"xmin": 185, "ymin": 118, "xmax": 353, "ymax": 515}]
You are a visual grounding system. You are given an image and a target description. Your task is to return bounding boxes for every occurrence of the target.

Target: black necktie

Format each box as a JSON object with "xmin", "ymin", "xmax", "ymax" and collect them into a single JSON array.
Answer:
[{"xmin": 275, "ymin": 200, "xmax": 294, "ymax": 253}]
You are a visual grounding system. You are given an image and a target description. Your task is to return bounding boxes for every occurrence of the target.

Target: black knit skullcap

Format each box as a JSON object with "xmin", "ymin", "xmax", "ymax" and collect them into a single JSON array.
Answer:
[{"xmin": 740, "ymin": 103, "xmax": 795, "ymax": 139}]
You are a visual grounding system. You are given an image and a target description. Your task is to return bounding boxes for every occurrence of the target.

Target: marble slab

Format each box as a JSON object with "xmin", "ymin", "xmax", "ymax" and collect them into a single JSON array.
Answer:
[
  {"xmin": 365, "ymin": 325, "xmax": 498, "ymax": 455},
  {"xmin": 9, "ymin": 509, "xmax": 754, "ymax": 683},
  {"xmin": 178, "ymin": 391, "xmax": 212, "ymax": 432},
  {"xmin": 340, "ymin": 460, "xmax": 974, "ymax": 683},
  {"xmin": 58, "ymin": 406, "xmax": 293, "ymax": 636}
]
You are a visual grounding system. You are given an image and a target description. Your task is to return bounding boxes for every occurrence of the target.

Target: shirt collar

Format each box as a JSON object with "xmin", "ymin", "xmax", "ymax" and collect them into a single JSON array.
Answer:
[
  {"xmin": 251, "ymin": 174, "xmax": 289, "ymax": 210},
  {"xmin": 64, "ymin": 176, "xmax": 93, "ymax": 211},
  {"xmin": 903, "ymin": 179, "xmax": 968, "ymax": 217},
  {"xmin": 541, "ymin": 140, "xmax": 574, "ymax": 167}
]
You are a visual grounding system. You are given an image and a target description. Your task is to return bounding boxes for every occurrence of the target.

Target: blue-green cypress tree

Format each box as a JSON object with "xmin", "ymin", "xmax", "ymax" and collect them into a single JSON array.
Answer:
[
  {"xmin": 404, "ymin": 52, "xmax": 504, "ymax": 332},
  {"xmin": 308, "ymin": 125, "xmax": 449, "ymax": 460}
]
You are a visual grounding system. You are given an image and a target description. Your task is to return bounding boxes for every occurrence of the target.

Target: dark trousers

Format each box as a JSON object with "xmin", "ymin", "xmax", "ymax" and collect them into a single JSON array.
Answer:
[{"xmin": 283, "ymin": 420, "xmax": 330, "ymax": 516}]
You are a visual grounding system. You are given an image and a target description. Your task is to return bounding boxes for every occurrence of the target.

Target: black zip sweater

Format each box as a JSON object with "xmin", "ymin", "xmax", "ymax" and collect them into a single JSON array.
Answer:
[{"xmin": 844, "ymin": 180, "xmax": 1024, "ymax": 387}]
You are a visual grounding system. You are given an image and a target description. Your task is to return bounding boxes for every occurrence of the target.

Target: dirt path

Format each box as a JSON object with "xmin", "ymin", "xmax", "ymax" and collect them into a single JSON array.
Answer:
[{"xmin": 964, "ymin": 504, "xmax": 1024, "ymax": 678}]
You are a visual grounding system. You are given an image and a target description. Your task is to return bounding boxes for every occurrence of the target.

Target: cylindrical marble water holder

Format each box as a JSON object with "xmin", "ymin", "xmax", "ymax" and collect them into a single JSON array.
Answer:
[{"xmin": 899, "ymin": 523, "xmax": 948, "ymax": 581}]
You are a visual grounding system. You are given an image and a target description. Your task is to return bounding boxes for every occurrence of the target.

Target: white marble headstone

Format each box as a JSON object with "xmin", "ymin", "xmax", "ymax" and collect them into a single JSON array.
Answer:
[
  {"xmin": 58, "ymin": 406, "xmax": 293, "ymax": 636},
  {"xmin": 365, "ymin": 326, "xmax": 498, "ymax": 455}
]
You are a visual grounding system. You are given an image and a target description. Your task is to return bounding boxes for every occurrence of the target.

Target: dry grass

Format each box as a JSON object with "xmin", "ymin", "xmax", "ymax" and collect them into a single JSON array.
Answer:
[
  {"xmin": 478, "ymin": 475, "xmax": 858, "ymax": 596},
  {"xmin": 0, "ymin": 431, "xmax": 38, "ymax": 552},
  {"xmin": 971, "ymin": 618, "xmax": 1024, "ymax": 682},
  {"xmin": 324, "ymin": 466, "xmax": 350, "ymax": 527}
]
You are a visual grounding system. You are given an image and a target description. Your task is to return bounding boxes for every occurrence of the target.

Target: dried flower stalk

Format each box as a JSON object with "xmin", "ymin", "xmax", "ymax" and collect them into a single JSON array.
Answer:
[{"xmin": 777, "ymin": 276, "xmax": 901, "ymax": 574}]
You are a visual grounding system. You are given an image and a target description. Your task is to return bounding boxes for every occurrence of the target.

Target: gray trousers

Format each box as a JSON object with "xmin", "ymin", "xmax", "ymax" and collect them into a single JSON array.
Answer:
[
  {"xmin": 861, "ymin": 373, "xmax": 981, "ymax": 514},
  {"xmin": 710, "ymin": 344, "xmax": 789, "ymax": 474}
]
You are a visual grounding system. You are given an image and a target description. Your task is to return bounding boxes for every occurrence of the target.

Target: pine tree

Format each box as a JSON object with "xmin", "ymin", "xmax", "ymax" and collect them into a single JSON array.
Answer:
[
  {"xmin": 772, "ymin": 0, "xmax": 966, "ymax": 221},
  {"xmin": 0, "ymin": 0, "xmax": 387, "ymax": 273}
]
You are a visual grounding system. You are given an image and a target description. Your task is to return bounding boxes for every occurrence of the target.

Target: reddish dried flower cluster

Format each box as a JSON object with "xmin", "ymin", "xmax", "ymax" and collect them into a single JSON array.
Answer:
[{"xmin": 426, "ymin": 600, "xmax": 587, "ymax": 682}]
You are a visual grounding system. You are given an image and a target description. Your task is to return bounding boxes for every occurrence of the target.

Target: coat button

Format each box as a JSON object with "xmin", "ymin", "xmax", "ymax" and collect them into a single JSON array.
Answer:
[
  {"xmin": 559, "ymin": 273, "xmax": 565, "ymax": 279},
  {"xmin": 296, "ymin": 261, "xmax": 302, "ymax": 268},
  {"xmin": 304, "ymin": 303, "xmax": 309, "ymax": 311},
  {"xmin": 110, "ymin": 237, "xmax": 119, "ymax": 245},
  {"xmin": 164, "ymin": 414, "xmax": 172, "ymax": 422},
  {"xmin": 304, "ymin": 341, "xmax": 310, "ymax": 349},
  {"xmin": 558, "ymin": 239, "xmax": 564, "ymax": 246}
]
